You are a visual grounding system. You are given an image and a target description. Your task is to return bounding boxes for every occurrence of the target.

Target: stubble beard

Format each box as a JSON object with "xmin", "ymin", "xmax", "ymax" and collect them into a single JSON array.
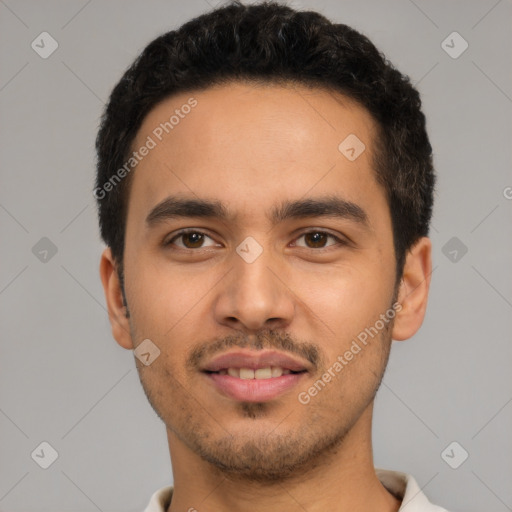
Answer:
[
  {"xmin": 140, "ymin": 334, "xmax": 393, "ymax": 485},
  {"xmin": 131, "ymin": 302, "xmax": 396, "ymax": 485}
]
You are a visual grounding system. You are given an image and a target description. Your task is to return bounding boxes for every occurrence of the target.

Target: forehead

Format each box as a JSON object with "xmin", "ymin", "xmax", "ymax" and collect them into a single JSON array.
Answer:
[{"xmin": 128, "ymin": 81, "xmax": 385, "ymax": 226}]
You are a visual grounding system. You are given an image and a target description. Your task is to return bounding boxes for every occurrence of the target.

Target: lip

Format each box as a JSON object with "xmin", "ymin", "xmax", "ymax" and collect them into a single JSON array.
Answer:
[
  {"xmin": 201, "ymin": 349, "xmax": 310, "ymax": 402},
  {"xmin": 201, "ymin": 349, "xmax": 311, "ymax": 373}
]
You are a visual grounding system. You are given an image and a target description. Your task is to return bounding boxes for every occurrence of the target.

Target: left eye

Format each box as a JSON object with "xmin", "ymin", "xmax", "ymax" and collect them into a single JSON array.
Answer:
[
  {"xmin": 165, "ymin": 230, "xmax": 343, "ymax": 250},
  {"xmin": 293, "ymin": 231, "xmax": 343, "ymax": 249}
]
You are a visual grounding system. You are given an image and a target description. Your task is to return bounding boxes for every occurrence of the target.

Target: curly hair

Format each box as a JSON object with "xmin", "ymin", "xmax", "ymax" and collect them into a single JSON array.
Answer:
[{"xmin": 95, "ymin": 0, "xmax": 435, "ymax": 284}]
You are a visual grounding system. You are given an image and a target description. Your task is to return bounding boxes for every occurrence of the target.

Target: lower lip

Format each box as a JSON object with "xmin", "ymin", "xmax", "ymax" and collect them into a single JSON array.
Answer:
[{"xmin": 205, "ymin": 372, "xmax": 306, "ymax": 402}]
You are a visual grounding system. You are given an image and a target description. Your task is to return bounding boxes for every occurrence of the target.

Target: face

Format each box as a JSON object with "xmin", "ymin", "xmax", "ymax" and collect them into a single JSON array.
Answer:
[{"xmin": 101, "ymin": 81, "xmax": 429, "ymax": 483}]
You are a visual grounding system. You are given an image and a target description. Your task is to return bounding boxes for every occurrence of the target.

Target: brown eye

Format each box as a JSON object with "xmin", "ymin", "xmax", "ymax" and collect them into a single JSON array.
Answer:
[
  {"xmin": 166, "ymin": 230, "xmax": 217, "ymax": 249},
  {"xmin": 295, "ymin": 231, "xmax": 343, "ymax": 249},
  {"xmin": 181, "ymin": 232, "xmax": 205, "ymax": 248},
  {"xmin": 304, "ymin": 232, "xmax": 328, "ymax": 248}
]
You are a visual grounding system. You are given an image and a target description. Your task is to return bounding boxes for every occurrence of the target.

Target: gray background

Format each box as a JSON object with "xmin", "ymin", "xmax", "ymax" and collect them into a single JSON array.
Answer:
[{"xmin": 0, "ymin": 0, "xmax": 511, "ymax": 510}]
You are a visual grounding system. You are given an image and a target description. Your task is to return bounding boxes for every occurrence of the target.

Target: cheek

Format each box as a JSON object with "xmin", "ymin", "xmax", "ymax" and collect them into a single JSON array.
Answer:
[
  {"xmin": 125, "ymin": 253, "xmax": 206, "ymax": 335},
  {"xmin": 125, "ymin": 257, "xmax": 218, "ymax": 377},
  {"xmin": 298, "ymin": 259, "xmax": 393, "ymax": 345},
  {"xmin": 296, "ymin": 328, "xmax": 391, "ymax": 427}
]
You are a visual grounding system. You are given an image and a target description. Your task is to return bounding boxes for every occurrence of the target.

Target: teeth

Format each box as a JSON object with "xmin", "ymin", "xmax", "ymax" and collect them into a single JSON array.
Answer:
[
  {"xmin": 222, "ymin": 366, "xmax": 295, "ymax": 379},
  {"xmin": 255, "ymin": 367, "xmax": 272, "ymax": 379},
  {"xmin": 239, "ymin": 368, "xmax": 255, "ymax": 380},
  {"xmin": 271, "ymin": 366, "xmax": 283, "ymax": 377}
]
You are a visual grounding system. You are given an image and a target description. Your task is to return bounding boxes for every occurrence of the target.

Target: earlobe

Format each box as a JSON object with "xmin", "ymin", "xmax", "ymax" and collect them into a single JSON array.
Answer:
[
  {"xmin": 391, "ymin": 237, "xmax": 432, "ymax": 342},
  {"xmin": 99, "ymin": 248, "xmax": 134, "ymax": 350}
]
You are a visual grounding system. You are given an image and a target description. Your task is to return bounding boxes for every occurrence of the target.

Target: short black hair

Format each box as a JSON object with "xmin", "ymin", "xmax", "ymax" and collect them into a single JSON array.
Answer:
[{"xmin": 95, "ymin": 0, "xmax": 435, "ymax": 285}]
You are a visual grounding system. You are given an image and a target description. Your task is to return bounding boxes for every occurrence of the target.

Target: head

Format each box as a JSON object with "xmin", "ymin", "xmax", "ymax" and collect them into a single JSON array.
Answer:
[{"xmin": 97, "ymin": 1, "xmax": 434, "ymax": 482}]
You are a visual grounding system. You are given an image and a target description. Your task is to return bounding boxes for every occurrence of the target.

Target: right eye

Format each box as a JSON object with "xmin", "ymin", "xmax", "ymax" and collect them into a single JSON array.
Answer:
[{"xmin": 165, "ymin": 230, "xmax": 220, "ymax": 250}]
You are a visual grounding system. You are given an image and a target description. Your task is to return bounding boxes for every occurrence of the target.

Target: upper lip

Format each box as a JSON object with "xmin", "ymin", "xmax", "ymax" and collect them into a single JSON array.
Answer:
[{"xmin": 201, "ymin": 350, "xmax": 310, "ymax": 373}]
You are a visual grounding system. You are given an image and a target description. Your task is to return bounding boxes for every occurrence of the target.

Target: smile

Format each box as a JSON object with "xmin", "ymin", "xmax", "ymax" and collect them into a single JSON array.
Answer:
[{"xmin": 213, "ymin": 366, "xmax": 298, "ymax": 379}]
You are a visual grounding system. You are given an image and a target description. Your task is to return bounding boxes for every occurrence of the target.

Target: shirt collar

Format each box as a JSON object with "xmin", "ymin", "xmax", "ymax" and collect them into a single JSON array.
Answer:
[
  {"xmin": 143, "ymin": 469, "xmax": 449, "ymax": 512},
  {"xmin": 375, "ymin": 469, "xmax": 449, "ymax": 511}
]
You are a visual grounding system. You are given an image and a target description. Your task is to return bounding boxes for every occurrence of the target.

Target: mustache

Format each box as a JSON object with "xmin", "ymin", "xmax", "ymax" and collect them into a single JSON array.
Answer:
[{"xmin": 187, "ymin": 329, "xmax": 323, "ymax": 371}]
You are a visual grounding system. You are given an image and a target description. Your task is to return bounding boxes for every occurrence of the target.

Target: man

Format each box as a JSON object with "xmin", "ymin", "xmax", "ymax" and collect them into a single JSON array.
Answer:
[{"xmin": 96, "ymin": 1, "xmax": 448, "ymax": 510}]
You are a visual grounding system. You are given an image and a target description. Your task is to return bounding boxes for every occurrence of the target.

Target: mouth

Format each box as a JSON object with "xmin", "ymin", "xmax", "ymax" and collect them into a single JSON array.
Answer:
[
  {"xmin": 205, "ymin": 366, "xmax": 305, "ymax": 378},
  {"xmin": 201, "ymin": 350, "xmax": 310, "ymax": 402}
]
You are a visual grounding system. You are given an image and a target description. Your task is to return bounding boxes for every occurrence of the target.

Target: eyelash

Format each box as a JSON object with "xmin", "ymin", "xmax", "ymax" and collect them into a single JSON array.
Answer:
[{"xmin": 164, "ymin": 229, "xmax": 347, "ymax": 251}]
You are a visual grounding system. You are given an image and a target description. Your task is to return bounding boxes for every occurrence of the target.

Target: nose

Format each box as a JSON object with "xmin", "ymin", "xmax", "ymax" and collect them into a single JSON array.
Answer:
[{"xmin": 213, "ymin": 246, "xmax": 295, "ymax": 333}]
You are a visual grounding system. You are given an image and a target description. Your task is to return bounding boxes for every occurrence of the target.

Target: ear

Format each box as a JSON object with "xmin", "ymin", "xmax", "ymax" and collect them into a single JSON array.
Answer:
[
  {"xmin": 392, "ymin": 237, "xmax": 432, "ymax": 341},
  {"xmin": 99, "ymin": 247, "xmax": 134, "ymax": 350}
]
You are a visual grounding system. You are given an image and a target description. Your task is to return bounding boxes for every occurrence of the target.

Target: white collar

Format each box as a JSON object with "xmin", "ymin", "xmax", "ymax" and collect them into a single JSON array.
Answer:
[{"xmin": 143, "ymin": 469, "xmax": 450, "ymax": 512}]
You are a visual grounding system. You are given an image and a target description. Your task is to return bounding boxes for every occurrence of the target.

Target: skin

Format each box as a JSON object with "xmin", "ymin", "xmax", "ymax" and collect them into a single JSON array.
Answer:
[{"xmin": 100, "ymin": 82, "xmax": 431, "ymax": 512}]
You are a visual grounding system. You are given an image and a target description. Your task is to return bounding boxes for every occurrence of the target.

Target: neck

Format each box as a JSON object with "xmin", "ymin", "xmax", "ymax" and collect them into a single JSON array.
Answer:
[{"xmin": 166, "ymin": 403, "xmax": 401, "ymax": 512}]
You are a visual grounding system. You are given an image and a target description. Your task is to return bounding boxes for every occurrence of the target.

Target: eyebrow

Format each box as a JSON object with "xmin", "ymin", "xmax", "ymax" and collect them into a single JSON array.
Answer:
[{"xmin": 146, "ymin": 195, "xmax": 370, "ymax": 229}]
